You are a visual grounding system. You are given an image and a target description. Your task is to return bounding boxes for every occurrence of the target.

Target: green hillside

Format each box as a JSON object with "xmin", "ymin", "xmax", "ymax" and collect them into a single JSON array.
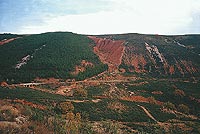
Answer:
[{"xmin": 0, "ymin": 32, "xmax": 107, "ymax": 83}]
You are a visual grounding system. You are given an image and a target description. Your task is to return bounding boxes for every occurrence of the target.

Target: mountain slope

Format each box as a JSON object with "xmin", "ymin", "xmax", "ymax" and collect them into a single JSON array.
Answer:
[
  {"xmin": 0, "ymin": 32, "xmax": 199, "ymax": 84},
  {"xmin": 90, "ymin": 34, "xmax": 200, "ymax": 78},
  {"xmin": 0, "ymin": 32, "xmax": 107, "ymax": 83}
]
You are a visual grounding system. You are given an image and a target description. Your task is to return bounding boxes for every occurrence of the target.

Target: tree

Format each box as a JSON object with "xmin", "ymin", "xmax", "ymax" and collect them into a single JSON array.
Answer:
[{"xmin": 65, "ymin": 112, "xmax": 82, "ymax": 134}]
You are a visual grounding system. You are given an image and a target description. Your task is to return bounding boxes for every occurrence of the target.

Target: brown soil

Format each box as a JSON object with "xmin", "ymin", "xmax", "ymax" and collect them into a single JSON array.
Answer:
[
  {"xmin": 123, "ymin": 46, "xmax": 147, "ymax": 72},
  {"xmin": 0, "ymin": 37, "xmax": 21, "ymax": 46},
  {"xmin": 71, "ymin": 60, "xmax": 94, "ymax": 75},
  {"xmin": 0, "ymin": 81, "xmax": 8, "ymax": 87},
  {"xmin": 169, "ymin": 65, "xmax": 175, "ymax": 75},
  {"xmin": 88, "ymin": 36, "xmax": 125, "ymax": 72}
]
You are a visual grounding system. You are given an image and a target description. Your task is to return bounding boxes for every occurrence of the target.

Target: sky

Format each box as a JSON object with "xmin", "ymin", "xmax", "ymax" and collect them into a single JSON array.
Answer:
[{"xmin": 0, "ymin": 0, "xmax": 200, "ymax": 35}]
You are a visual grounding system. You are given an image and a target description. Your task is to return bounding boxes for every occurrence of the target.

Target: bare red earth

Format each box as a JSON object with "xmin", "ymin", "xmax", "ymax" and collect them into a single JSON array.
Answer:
[
  {"xmin": 0, "ymin": 38, "xmax": 20, "ymax": 46},
  {"xmin": 88, "ymin": 36, "xmax": 125, "ymax": 72}
]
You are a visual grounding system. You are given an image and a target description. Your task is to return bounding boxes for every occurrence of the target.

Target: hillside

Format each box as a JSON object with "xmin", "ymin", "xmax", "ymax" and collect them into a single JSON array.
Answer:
[
  {"xmin": 0, "ymin": 32, "xmax": 107, "ymax": 83},
  {"xmin": 0, "ymin": 32, "xmax": 200, "ymax": 133},
  {"xmin": 91, "ymin": 34, "xmax": 200, "ymax": 78}
]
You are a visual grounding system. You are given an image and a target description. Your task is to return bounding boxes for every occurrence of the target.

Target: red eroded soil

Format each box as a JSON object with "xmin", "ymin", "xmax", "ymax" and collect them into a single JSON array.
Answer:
[
  {"xmin": 71, "ymin": 60, "xmax": 94, "ymax": 75},
  {"xmin": 169, "ymin": 65, "xmax": 175, "ymax": 75},
  {"xmin": 123, "ymin": 46, "xmax": 147, "ymax": 72},
  {"xmin": 88, "ymin": 36, "xmax": 125, "ymax": 72},
  {"xmin": 0, "ymin": 81, "xmax": 8, "ymax": 87},
  {"xmin": 0, "ymin": 38, "xmax": 20, "ymax": 46}
]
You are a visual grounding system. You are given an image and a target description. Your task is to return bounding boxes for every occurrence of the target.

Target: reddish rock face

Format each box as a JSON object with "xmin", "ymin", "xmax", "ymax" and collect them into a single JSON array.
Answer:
[{"xmin": 88, "ymin": 36, "xmax": 125, "ymax": 72}]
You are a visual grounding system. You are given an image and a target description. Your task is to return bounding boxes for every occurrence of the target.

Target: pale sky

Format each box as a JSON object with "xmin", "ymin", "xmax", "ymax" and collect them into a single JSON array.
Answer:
[{"xmin": 0, "ymin": 0, "xmax": 200, "ymax": 35}]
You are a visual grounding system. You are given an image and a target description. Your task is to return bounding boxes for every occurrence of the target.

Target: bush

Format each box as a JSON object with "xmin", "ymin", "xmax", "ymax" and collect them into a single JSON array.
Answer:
[
  {"xmin": 59, "ymin": 101, "xmax": 74, "ymax": 114},
  {"xmin": 163, "ymin": 102, "xmax": 176, "ymax": 110},
  {"xmin": 178, "ymin": 104, "xmax": 189, "ymax": 114},
  {"xmin": 74, "ymin": 88, "xmax": 88, "ymax": 98},
  {"xmin": 148, "ymin": 96, "xmax": 156, "ymax": 104}
]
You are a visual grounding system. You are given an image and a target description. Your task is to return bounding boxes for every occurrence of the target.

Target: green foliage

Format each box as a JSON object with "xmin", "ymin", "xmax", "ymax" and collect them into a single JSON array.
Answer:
[
  {"xmin": 0, "ymin": 32, "xmax": 107, "ymax": 83},
  {"xmin": 163, "ymin": 102, "xmax": 176, "ymax": 110},
  {"xmin": 0, "ymin": 87, "xmax": 66, "ymax": 105},
  {"xmin": 59, "ymin": 101, "xmax": 74, "ymax": 114},
  {"xmin": 0, "ymin": 33, "xmax": 23, "ymax": 40},
  {"xmin": 86, "ymin": 85, "xmax": 108, "ymax": 98},
  {"xmin": 178, "ymin": 104, "xmax": 190, "ymax": 114},
  {"xmin": 101, "ymin": 120, "xmax": 121, "ymax": 134},
  {"xmin": 73, "ymin": 100, "xmax": 151, "ymax": 122},
  {"xmin": 73, "ymin": 88, "xmax": 88, "ymax": 98}
]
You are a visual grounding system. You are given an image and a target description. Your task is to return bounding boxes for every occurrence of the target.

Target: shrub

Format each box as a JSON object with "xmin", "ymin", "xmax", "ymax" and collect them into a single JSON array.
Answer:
[
  {"xmin": 59, "ymin": 101, "xmax": 74, "ymax": 114},
  {"xmin": 178, "ymin": 104, "xmax": 189, "ymax": 114},
  {"xmin": 148, "ymin": 96, "xmax": 157, "ymax": 104},
  {"xmin": 74, "ymin": 88, "xmax": 88, "ymax": 98},
  {"xmin": 163, "ymin": 102, "xmax": 176, "ymax": 110}
]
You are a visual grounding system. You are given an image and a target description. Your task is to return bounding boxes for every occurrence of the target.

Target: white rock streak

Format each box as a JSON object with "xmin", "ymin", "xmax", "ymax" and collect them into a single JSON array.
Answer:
[
  {"xmin": 15, "ymin": 55, "xmax": 30, "ymax": 69},
  {"xmin": 15, "ymin": 44, "xmax": 46, "ymax": 69},
  {"xmin": 145, "ymin": 42, "xmax": 164, "ymax": 63}
]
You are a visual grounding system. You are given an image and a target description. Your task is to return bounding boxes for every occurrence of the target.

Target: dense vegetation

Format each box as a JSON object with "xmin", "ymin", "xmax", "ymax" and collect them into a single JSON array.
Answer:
[{"xmin": 0, "ymin": 32, "xmax": 107, "ymax": 83}]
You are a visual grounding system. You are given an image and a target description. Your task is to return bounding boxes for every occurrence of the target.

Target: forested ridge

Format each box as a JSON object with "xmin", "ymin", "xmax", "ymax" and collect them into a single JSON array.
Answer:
[{"xmin": 0, "ymin": 32, "xmax": 107, "ymax": 83}]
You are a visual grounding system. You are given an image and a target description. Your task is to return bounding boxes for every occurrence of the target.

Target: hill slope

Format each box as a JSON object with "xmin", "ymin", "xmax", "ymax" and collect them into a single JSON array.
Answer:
[
  {"xmin": 0, "ymin": 32, "xmax": 107, "ymax": 83},
  {"xmin": 89, "ymin": 34, "xmax": 200, "ymax": 78}
]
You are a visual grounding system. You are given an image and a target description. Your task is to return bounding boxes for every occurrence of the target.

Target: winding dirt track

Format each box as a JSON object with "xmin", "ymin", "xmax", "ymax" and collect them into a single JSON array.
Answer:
[{"xmin": 137, "ymin": 105, "xmax": 162, "ymax": 125}]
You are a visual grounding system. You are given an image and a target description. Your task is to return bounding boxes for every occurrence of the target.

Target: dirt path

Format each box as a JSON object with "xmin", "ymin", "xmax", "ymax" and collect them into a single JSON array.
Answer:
[{"xmin": 137, "ymin": 105, "xmax": 162, "ymax": 125}]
